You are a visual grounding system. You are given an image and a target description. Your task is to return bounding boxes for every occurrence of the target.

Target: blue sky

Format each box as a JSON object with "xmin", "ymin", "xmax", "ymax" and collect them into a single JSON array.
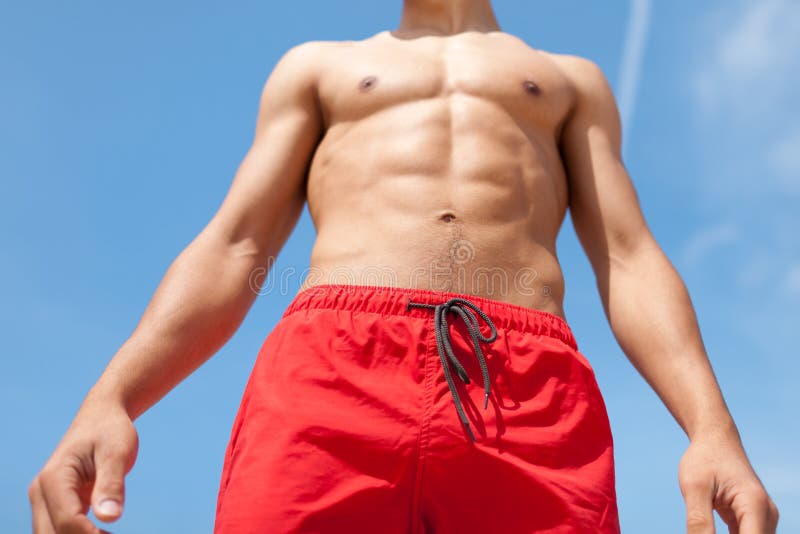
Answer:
[{"xmin": 1, "ymin": 0, "xmax": 798, "ymax": 532}]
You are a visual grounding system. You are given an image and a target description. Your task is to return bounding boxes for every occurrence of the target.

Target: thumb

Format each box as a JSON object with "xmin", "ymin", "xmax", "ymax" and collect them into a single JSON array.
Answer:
[
  {"xmin": 681, "ymin": 477, "xmax": 716, "ymax": 534},
  {"xmin": 90, "ymin": 444, "xmax": 129, "ymax": 523}
]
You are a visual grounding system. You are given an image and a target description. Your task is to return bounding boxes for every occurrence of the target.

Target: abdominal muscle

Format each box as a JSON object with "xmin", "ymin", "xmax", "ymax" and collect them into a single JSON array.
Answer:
[{"xmin": 297, "ymin": 94, "xmax": 569, "ymax": 320}]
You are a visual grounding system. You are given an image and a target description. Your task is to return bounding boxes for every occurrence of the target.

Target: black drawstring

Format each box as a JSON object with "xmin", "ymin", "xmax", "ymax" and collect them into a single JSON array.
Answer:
[{"xmin": 406, "ymin": 296, "xmax": 498, "ymax": 442}]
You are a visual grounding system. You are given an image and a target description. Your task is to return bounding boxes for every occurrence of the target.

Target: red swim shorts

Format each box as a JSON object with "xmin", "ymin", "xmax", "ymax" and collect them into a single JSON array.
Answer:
[{"xmin": 214, "ymin": 284, "xmax": 620, "ymax": 533}]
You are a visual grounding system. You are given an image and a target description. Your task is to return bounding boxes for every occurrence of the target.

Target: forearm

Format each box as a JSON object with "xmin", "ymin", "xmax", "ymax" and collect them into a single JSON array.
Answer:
[
  {"xmin": 86, "ymin": 226, "xmax": 266, "ymax": 420},
  {"xmin": 599, "ymin": 240, "xmax": 739, "ymax": 442}
]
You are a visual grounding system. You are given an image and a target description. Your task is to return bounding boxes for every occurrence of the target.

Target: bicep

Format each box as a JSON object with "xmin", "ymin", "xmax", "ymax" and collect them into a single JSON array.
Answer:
[
  {"xmin": 561, "ymin": 59, "xmax": 653, "ymax": 276},
  {"xmin": 206, "ymin": 43, "xmax": 324, "ymax": 260}
]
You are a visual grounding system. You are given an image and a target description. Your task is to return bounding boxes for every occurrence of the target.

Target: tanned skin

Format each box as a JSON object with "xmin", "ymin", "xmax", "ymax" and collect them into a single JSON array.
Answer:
[{"xmin": 29, "ymin": 1, "xmax": 778, "ymax": 532}]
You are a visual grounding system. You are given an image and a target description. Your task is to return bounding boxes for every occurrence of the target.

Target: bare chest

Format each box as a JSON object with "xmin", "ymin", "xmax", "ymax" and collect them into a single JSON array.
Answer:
[{"xmin": 317, "ymin": 34, "xmax": 576, "ymax": 138}]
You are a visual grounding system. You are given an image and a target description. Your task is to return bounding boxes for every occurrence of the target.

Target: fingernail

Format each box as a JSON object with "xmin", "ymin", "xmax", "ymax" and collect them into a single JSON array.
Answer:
[{"xmin": 97, "ymin": 499, "xmax": 121, "ymax": 516}]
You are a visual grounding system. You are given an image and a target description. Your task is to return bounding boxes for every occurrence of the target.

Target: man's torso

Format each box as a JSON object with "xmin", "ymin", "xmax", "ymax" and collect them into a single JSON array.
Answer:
[{"xmin": 298, "ymin": 31, "xmax": 585, "ymax": 319}]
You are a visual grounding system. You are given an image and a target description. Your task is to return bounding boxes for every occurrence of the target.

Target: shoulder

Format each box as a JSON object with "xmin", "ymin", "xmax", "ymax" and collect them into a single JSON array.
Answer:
[
  {"xmin": 542, "ymin": 53, "xmax": 618, "ymax": 114},
  {"xmin": 541, "ymin": 52, "xmax": 613, "ymax": 96},
  {"xmin": 258, "ymin": 40, "xmax": 348, "ymax": 104},
  {"xmin": 545, "ymin": 54, "xmax": 622, "ymax": 150},
  {"xmin": 269, "ymin": 40, "xmax": 330, "ymax": 80},
  {"xmin": 269, "ymin": 38, "xmax": 361, "ymax": 86}
]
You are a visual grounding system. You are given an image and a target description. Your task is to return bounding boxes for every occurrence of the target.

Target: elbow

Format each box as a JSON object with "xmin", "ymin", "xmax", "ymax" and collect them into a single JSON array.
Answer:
[
  {"xmin": 588, "ymin": 229, "xmax": 659, "ymax": 285},
  {"xmin": 607, "ymin": 226, "xmax": 658, "ymax": 269},
  {"xmin": 206, "ymin": 196, "xmax": 304, "ymax": 266}
]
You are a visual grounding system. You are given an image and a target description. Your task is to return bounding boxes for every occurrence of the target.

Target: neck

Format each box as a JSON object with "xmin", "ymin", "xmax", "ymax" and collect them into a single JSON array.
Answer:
[{"xmin": 397, "ymin": 0, "xmax": 501, "ymax": 36}]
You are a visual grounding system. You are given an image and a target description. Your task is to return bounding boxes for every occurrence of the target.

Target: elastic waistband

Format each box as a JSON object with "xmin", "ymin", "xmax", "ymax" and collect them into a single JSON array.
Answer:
[{"xmin": 283, "ymin": 284, "xmax": 578, "ymax": 351}]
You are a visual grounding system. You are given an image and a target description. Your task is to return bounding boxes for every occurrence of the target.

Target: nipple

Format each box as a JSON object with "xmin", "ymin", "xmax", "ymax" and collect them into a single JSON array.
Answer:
[
  {"xmin": 522, "ymin": 79, "xmax": 541, "ymax": 96},
  {"xmin": 359, "ymin": 75, "xmax": 378, "ymax": 92}
]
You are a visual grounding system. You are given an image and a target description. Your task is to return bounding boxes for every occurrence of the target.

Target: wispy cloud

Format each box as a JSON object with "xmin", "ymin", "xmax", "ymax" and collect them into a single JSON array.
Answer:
[
  {"xmin": 617, "ymin": 0, "xmax": 652, "ymax": 154},
  {"xmin": 784, "ymin": 264, "xmax": 800, "ymax": 297},
  {"xmin": 694, "ymin": 0, "xmax": 800, "ymax": 120},
  {"xmin": 692, "ymin": 0, "xmax": 800, "ymax": 199},
  {"xmin": 686, "ymin": 0, "xmax": 800, "ymax": 373},
  {"xmin": 736, "ymin": 252, "xmax": 776, "ymax": 291},
  {"xmin": 767, "ymin": 127, "xmax": 800, "ymax": 193},
  {"xmin": 679, "ymin": 222, "xmax": 738, "ymax": 270}
]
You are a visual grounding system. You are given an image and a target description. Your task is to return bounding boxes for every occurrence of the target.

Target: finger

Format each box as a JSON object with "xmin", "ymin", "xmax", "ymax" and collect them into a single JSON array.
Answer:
[
  {"xmin": 681, "ymin": 478, "xmax": 716, "ymax": 534},
  {"xmin": 29, "ymin": 478, "xmax": 57, "ymax": 534},
  {"xmin": 38, "ymin": 459, "xmax": 104, "ymax": 534},
  {"xmin": 734, "ymin": 491, "xmax": 777, "ymax": 534},
  {"xmin": 90, "ymin": 443, "xmax": 129, "ymax": 523},
  {"xmin": 737, "ymin": 511, "xmax": 766, "ymax": 534}
]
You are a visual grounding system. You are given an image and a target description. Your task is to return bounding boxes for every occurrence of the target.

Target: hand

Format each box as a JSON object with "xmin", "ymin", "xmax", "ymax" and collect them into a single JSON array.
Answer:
[
  {"xmin": 28, "ymin": 398, "xmax": 139, "ymax": 533},
  {"xmin": 678, "ymin": 429, "xmax": 779, "ymax": 533}
]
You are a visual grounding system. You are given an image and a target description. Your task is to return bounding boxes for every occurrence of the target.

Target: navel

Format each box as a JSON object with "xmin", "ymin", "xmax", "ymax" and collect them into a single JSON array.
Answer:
[
  {"xmin": 358, "ymin": 75, "xmax": 378, "ymax": 92},
  {"xmin": 439, "ymin": 212, "xmax": 457, "ymax": 223},
  {"xmin": 522, "ymin": 79, "xmax": 541, "ymax": 96}
]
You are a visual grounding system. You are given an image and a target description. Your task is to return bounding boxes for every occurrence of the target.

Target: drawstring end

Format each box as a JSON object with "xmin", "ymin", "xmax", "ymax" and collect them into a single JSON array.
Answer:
[
  {"xmin": 408, "ymin": 295, "xmax": 498, "ymax": 443},
  {"xmin": 465, "ymin": 422, "xmax": 476, "ymax": 443}
]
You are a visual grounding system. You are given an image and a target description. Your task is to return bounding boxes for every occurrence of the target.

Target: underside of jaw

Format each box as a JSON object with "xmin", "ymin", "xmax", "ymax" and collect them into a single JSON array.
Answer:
[{"xmin": 399, "ymin": 0, "xmax": 501, "ymax": 36}]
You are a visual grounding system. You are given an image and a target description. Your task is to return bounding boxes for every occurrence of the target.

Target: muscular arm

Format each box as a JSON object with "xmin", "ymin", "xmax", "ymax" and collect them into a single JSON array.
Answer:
[
  {"xmin": 91, "ymin": 42, "xmax": 323, "ymax": 419},
  {"xmin": 29, "ymin": 41, "xmax": 324, "ymax": 532},
  {"xmin": 559, "ymin": 56, "xmax": 778, "ymax": 532},
  {"xmin": 559, "ymin": 57, "xmax": 730, "ymax": 443}
]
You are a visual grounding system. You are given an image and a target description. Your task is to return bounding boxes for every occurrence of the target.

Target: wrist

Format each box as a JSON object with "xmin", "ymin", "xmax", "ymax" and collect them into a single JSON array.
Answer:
[
  {"xmin": 83, "ymin": 338, "xmax": 154, "ymax": 421},
  {"xmin": 82, "ymin": 380, "xmax": 129, "ymax": 415},
  {"xmin": 687, "ymin": 415, "xmax": 740, "ymax": 444}
]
